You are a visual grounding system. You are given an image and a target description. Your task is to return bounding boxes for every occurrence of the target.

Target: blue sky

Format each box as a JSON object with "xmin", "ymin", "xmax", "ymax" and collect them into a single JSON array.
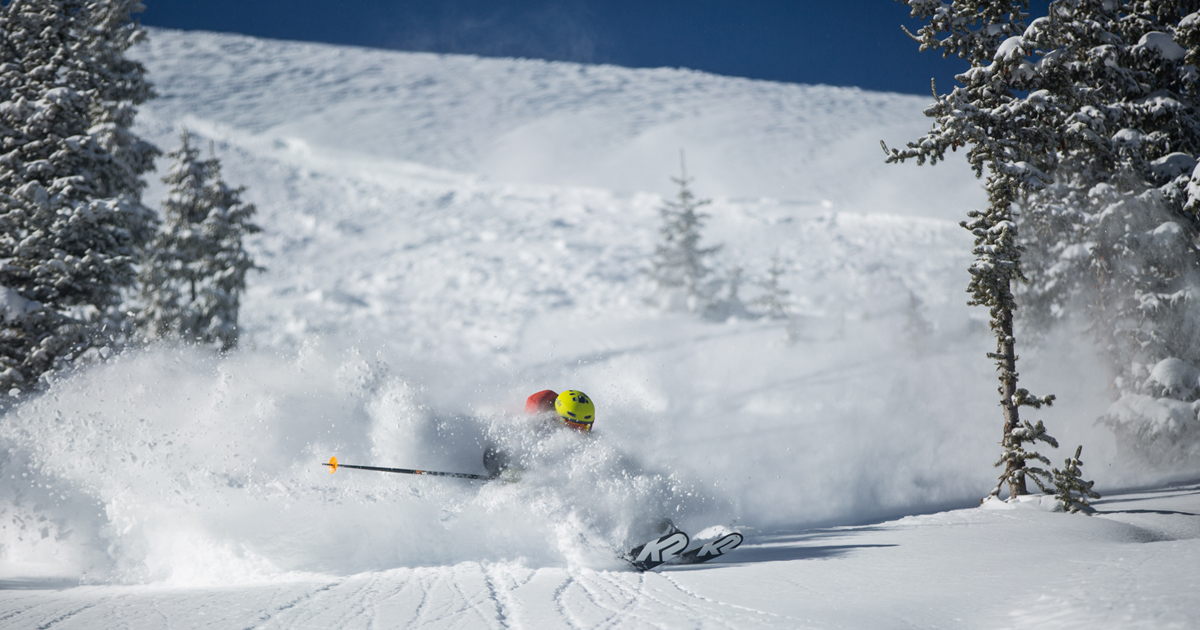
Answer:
[{"xmin": 139, "ymin": 0, "xmax": 971, "ymax": 96}]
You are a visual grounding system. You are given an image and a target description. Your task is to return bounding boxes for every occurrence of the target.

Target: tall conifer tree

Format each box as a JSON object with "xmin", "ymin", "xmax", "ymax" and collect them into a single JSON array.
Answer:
[
  {"xmin": 138, "ymin": 131, "xmax": 261, "ymax": 352},
  {"xmin": 0, "ymin": 0, "xmax": 156, "ymax": 395},
  {"xmin": 884, "ymin": 0, "xmax": 1060, "ymax": 498},
  {"xmin": 1005, "ymin": 2, "xmax": 1200, "ymax": 461},
  {"xmin": 885, "ymin": 0, "xmax": 1200, "ymax": 491},
  {"xmin": 79, "ymin": 0, "xmax": 159, "ymax": 202}
]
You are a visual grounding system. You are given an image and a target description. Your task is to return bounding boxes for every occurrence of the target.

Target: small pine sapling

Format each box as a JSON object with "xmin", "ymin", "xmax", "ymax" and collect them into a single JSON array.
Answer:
[
  {"xmin": 990, "ymin": 412, "xmax": 1059, "ymax": 500},
  {"xmin": 706, "ymin": 264, "xmax": 750, "ymax": 320},
  {"xmin": 752, "ymin": 251, "xmax": 792, "ymax": 320},
  {"xmin": 903, "ymin": 291, "xmax": 932, "ymax": 351},
  {"xmin": 647, "ymin": 151, "xmax": 721, "ymax": 313},
  {"xmin": 1052, "ymin": 445, "xmax": 1101, "ymax": 514}
]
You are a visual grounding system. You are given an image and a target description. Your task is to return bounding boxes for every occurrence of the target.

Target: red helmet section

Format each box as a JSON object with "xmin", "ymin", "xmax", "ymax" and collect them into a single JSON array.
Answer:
[{"xmin": 525, "ymin": 390, "xmax": 558, "ymax": 414}]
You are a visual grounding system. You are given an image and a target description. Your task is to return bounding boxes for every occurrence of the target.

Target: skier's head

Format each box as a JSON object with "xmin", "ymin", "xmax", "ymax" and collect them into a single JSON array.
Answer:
[{"xmin": 555, "ymin": 390, "xmax": 595, "ymax": 432}]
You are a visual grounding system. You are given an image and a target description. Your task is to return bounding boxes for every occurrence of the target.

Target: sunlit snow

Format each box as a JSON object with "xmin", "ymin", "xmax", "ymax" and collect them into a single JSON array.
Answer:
[{"xmin": 2, "ymin": 29, "xmax": 1199, "ymax": 629}]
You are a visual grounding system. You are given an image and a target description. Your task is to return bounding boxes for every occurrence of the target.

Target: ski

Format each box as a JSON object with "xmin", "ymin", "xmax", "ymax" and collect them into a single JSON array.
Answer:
[
  {"xmin": 677, "ymin": 532, "xmax": 743, "ymax": 565},
  {"xmin": 624, "ymin": 531, "xmax": 690, "ymax": 572}
]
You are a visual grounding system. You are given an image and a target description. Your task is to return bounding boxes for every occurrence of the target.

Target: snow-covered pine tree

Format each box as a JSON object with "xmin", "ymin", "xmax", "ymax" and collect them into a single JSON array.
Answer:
[
  {"xmin": 1052, "ymin": 445, "xmax": 1101, "ymax": 513},
  {"xmin": 138, "ymin": 131, "xmax": 261, "ymax": 351},
  {"xmin": 903, "ymin": 291, "xmax": 933, "ymax": 352},
  {"xmin": 77, "ymin": 0, "xmax": 159, "ymax": 202},
  {"xmin": 705, "ymin": 264, "xmax": 751, "ymax": 321},
  {"xmin": 1001, "ymin": 2, "xmax": 1200, "ymax": 464},
  {"xmin": 647, "ymin": 153, "xmax": 721, "ymax": 313},
  {"xmin": 884, "ymin": 0, "xmax": 1060, "ymax": 498},
  {"xmin": 752, "ymin": 251, "xmax": 792, "ymax": 320},
  {"xmin": 0, "ymin": 0, "xmax": 157, "ymax": 396}
]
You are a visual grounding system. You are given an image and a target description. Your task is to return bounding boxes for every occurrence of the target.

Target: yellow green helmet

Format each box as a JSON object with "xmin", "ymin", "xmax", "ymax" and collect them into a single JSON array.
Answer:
[{"xmin": 555, "ymin": 390, "xmax": 595, "ymax": 432}]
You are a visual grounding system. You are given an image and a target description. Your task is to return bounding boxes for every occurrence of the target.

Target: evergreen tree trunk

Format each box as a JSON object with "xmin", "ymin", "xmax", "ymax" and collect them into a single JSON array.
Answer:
[
  {"xmin": 967, "ymin": 176, "xmax": 1052, "ymax": 498},
  {"xmin": 887, "ymin": 0, "xmax": 1062, "ymax": 498},
  {"xmin": 997, "ymin": 309, "xmax": 1028, "ymax": 497}
]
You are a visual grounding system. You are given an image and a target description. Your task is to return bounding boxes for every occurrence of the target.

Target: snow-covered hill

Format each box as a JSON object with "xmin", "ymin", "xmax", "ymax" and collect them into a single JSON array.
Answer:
[
  {"xmin": 136, "ymin": 29, "xmax": 983, "ymax": 212},
  {"xmin": 2, "ymin": 29, "xmax": 1198, "ymax": 628}
]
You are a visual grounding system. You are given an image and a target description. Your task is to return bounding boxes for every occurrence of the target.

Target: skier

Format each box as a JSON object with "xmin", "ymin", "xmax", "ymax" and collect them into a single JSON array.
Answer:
[
  {"xmin": 524, "ymin": 389, "xmax": 595, "ymax": 432},
  {"xmin": 482, "ymin": 389, "xmax": 595, "ymax": 478}
]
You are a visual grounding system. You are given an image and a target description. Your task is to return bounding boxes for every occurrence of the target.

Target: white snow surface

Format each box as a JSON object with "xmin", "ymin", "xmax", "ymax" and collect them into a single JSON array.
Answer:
[{"xmin": 3, "ymin": 29, "xmax": 1199, "ymax": 628}]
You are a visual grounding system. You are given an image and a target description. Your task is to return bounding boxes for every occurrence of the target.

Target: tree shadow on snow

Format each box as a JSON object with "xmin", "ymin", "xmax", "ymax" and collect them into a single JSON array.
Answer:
[
  {"xmin": 1090, "ymin": 483, "xmax": 1200, "ymax": 514},
  {"xmin": 0, "ymin": 577, "xmax": 79, "ymax": 591},
  {"xmin": 1092, "ymin": 482, "xmax": 1200, "ymax": 504},
  {"xmin": 1094, "ymin": 508, "xmax": 1200, "ymax": 517}
]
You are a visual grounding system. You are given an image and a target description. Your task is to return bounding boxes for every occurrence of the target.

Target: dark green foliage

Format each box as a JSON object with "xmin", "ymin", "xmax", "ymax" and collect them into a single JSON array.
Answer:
[
  {"xmin": 0, "ymin": 0, "xmax": 156, "ymax": 396},
  {"xmin": 1052, "ymin": 445, "xmax": 1101, "ymax": 513},
  {"xmin": 993, "ymin": 417, "xmax": 1059, "ymax": 498},
  {"xmin": 1010, "ymin": 2, "xmax": 1200, "ymax": 462},
  {"xmin": 888, "ymin": 0, "xmax": 1200, "ymax": 488}
]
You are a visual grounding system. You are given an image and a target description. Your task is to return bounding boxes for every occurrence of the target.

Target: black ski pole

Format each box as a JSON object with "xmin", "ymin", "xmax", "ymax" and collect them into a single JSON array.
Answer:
[{"xmin": 323, "ymin": 456, "xmax": 495, "ymax": 481}]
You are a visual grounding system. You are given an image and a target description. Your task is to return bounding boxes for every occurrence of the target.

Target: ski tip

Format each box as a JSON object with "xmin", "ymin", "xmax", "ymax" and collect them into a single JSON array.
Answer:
[{"xmin": 327, "ymin": 456, "xmax": 338, "ymax": 474}]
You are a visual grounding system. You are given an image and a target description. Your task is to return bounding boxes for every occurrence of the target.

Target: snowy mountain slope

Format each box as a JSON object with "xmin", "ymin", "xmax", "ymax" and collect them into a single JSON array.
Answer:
[
  {"xmin": 2, "ymin": 28, "xmax": 1196, "ymax": 628},
  {"xmin": 136, "ymin": 29, "xmax": 983, "ymax": 215}
]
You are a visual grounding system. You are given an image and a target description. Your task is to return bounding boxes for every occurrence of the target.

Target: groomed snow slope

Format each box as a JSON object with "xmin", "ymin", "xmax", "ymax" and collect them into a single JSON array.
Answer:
[
  {"xmin": 2, "ymin": 29, "xmax": 1199, "ymax": 628},
  {"xmin": 3, "ymin": 487, "xmax": 1199, "ymax": 628}
]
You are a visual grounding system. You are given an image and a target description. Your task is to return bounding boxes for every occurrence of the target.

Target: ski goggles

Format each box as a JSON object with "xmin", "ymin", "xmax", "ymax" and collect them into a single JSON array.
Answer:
[{"xmin": 561, "ymin": 417, "xmax": 593, "ymax": 433}]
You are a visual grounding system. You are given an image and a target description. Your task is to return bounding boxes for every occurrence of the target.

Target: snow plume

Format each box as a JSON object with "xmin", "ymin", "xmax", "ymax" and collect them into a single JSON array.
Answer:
[
  {"xmin": 0, "ymin": 343, "xmax": 724, "ymax": 584},
  {"xmin": 0, "ymin": 216, "xmax": 1163, "ymax": 590}
]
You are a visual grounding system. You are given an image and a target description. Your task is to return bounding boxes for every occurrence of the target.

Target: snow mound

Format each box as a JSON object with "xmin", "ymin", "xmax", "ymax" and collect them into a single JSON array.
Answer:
[
  {"xmin": 1146, "ymin": 357, "xmax": 1200, "ymax": 398},
  {"xmin": 1137, "ymin": 31, "xmax": 1187, "ymax": 61}
]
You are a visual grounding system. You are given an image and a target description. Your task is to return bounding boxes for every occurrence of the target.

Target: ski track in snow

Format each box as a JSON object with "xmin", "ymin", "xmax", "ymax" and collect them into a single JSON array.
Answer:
[
  {"xmin": 3, "ymin": 28, "xmax": 1200, "ymax": 629},
  {"xmin": 3, "ymin": 484, "xmax": 1200, "ymax": 629}
]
